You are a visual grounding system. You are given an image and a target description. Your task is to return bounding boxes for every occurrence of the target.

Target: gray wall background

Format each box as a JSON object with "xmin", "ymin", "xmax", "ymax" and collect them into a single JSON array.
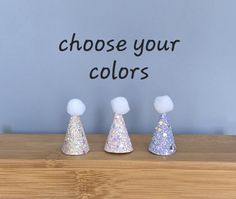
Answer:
[{"xmin": 0, "ymin": 0, "xmax": 236, "ymax": 134}]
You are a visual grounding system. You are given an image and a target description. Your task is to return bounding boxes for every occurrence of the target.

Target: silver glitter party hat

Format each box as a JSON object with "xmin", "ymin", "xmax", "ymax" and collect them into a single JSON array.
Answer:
[
  {"xmin": 149, "ymin": 113, "xmax": 176, "ymax": 155},
  {"xmin": 62, "ymin": 115, "xmax": 89, "ymax": 155},
  {"xmin": 104, "ymin": 113, "xmax": 133, "ymax": 153}
]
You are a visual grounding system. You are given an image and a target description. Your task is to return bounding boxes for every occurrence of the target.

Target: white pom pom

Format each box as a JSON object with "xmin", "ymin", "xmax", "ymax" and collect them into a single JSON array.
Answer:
[
  {"xmin": 67, "ymin": 99, "xmax": 86, "ymax": 116},
  {"xmin": 154, "ymin": 95, "xmax": 174, "ymax": 114},
  {"xmin": 111, "ymin": 97, "xmax": 130, "ymax": 115}
]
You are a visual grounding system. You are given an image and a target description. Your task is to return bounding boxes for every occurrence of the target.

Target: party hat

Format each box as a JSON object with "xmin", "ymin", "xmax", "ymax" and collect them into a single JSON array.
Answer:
[
  {"xmin": 61, "ymin": 99, "xmax": 89, "ymax": 155},
  {"xmin": 149, "ymin": 95, "xmax": 176, "ymax": 155},
  {"xmin": 104, "ymin": 97, "xmax": 133, "ymax": 153}
]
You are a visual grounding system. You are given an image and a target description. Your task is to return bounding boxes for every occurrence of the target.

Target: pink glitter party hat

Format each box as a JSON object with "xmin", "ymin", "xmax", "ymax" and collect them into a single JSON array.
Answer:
[
  {"xmin": 62, "ymin": 99, "xmax": 89, "ymax": 155},
  {"xmin": 104, "ymin": 97, "xmax": 133, "ymax": 153}
]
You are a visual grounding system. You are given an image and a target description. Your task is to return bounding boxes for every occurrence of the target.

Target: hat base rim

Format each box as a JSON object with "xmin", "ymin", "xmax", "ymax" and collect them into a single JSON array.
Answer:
[
  {"xmin": 61, "ymin": 148, "xmax": 89, "ymax": 156},
  {"xmin": 104, "ymin": 148, "xmax": 133, "ymax": 154},
  {"xmin": 148, "ymin": 149, "xmax": 176, "ymax": 156}
]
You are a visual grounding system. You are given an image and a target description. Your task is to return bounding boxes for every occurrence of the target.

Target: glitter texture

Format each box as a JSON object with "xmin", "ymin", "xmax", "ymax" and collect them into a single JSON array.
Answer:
[
  {"xmin": 149, "ymin": 113, "xmax": 176, "ymax": 155},
  {"xmin": 62, "ymin": 116, "xmax": 89, "ymax": 155},
  {"xmin": 104, "ymin": 113, "xmax": 133, "ymax": 153}
]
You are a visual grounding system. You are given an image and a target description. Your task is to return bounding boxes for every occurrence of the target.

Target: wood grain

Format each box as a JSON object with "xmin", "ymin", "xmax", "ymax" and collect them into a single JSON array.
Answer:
[{"xmin": 0, "ymin": 134, "xmax": 236, "ymax": 198}]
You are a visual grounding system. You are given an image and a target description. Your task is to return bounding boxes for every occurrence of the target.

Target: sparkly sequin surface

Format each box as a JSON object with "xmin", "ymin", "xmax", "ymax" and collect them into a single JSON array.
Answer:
[
  {"xmin": 149, "ymin": 113, "xmax": 176, "ymax": 155},
  {"xmin": 104, "ymin": 113, "xmax": 133, "ymax": 153},
  {"xmin": 62, "ymin": 116, "xmax": 89, "ymax": 155}
]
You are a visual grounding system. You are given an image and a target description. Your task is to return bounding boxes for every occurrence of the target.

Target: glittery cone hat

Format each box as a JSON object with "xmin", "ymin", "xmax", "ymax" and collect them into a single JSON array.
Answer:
[
  {"xmin": 104, "ymin": 97, "xmax": 133, "ymax": 153},
  {"xmin": 149, "ymin": 96, "xmax": 176, "ymax": 155},
  {"xmin": 62, "ymin": 99, "xmax": 89, "ymax": 155}
]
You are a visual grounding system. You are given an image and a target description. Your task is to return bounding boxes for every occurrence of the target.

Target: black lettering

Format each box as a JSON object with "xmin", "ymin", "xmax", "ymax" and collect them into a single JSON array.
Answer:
[
  {"xmin": 89, "ymin": 67, "xmax": 99, "ymax": 79},
  {"xmin": 59, "ymin": 40, "xmax": 68, "ymax": 51},
  {"xmin": 107, "ymin": 39, "xmax": 115, "ymax": 52},
  {"xmin": 134, "ymin": 39, "xmax": 144, "ymax": 57},
  {"xmin": 170, "ymin": 40, "xmax": 180, "ymax": 51},
  {"xmin": 83, "ymin": 40, "xmax": 93, "ymax": 51},
  {"xmin": 112, "ymin": 60, "xmax": 118, "ymax": 79},
  {"xmin": 119, "ymin": 67, "xmax": 129, "ymax": 79},
  {"xmin": 157, "ymin": 40, "xmax": 169, "ymax": 51},
  {"xmin": 69, "ymin": 33, "xmax": 82, "ymax": 51},
  {"xmin": 130, "ymin": 67, "xmax": 140, "ymax": 79},
  {"xmin": 95, "ymin": 40, "xmax": 105, "ymax": 51},
  {"xmin": 116, "ymin": 40, "xmax": 127, "ymax": 51},
  {"xmin": 101, "ymin": 67, "xmax": 110, "ymax": 79},
  {"xmin": 146, "ymin": 40, "xmax": 155, "ymax": 51},
  {"xmin": 140, "ymin": 67, "xmax": 149, "ymax": 80}
]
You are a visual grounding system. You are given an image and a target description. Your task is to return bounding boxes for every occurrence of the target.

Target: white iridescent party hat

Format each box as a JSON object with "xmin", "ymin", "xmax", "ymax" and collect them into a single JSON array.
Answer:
[
  {"xmin": 61, "ymin": 99, "xmax": 89, "ymax": 155},
  {"xmin": 149, "ymin": 95, "xmax": 176, "ymax": 155},
  {"xmin": 104, "ymin": 97, "xmax": 133, "ymax": 153}
]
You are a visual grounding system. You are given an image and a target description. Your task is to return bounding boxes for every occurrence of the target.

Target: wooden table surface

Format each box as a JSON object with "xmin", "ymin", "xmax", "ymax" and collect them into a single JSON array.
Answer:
[{"xmin": 0, "ymin": 134, "xmax": 236, "ymax": 199}]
